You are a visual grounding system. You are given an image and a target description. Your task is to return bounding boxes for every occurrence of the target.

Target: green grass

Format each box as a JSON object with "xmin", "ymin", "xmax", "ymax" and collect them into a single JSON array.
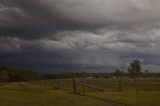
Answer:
[
  {"xmin": 0, "ymin": 77, "xmax": 159, "ymax": 106},
  {"xmin": 89, "ymin": 90, "xmax": 160, "ymax": 106},
  {"xmin": 0, "ymin": 83, "xmax": 120, "ymax": 106}
]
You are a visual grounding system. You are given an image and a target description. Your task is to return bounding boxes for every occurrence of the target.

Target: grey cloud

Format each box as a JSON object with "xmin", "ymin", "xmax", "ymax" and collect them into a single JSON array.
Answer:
[
  {"xmin": 142, "ymin": 64, "xmax": 160, "ymax": 73},
  {"xmin": 0, "ymin": 0, "xmax": 160, "ymax": 72},
  {"xmin": 0, "ymin": 37, "xmax": 21, "ymax": 53},
  {"xmin": 1, "ymin": 0, "xmax": 160, "ymax": 39}
]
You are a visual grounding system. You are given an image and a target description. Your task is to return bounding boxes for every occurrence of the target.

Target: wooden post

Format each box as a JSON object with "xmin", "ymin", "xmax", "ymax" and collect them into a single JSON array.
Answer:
[
  {"xmin": 118, "ymin": 78, "xmax": 122, "ymax": 92},
  {"xmin": 56, "ymin": 80, "xmax": 60, "ymax": 89},
  {"xmin": 72, "ymin": 74, "xmax": 76, "ymax": 94},
  {"xmin": 135, "ymin": 73, "xmax": 139, "ymax": 106},
  {"xmin": 82, "ymin": 72, "xmax": 85, "ymax": 96}
]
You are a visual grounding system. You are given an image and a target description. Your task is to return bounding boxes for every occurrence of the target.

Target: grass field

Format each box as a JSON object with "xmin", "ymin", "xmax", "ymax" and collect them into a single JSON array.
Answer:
[{"xmin": 0, "ymin": 77, "xmax": 159, "ymax": 106}]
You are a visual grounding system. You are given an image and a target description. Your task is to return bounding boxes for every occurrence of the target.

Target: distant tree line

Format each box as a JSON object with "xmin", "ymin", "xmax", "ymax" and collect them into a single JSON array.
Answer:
[
  {"xmin": 0, "ymin": 66, "xmax": 40, "ymax": 83},
  {"xmin": 43, "ymin": 72, "xmax": 117, "ymax": 79},
  {"xmin": 43, "ymin": 71, "xmax": 160, "ymax": 79},
  {"xmin": 0, "ymin": 61, "xmax": 160, "ymax": 83}
]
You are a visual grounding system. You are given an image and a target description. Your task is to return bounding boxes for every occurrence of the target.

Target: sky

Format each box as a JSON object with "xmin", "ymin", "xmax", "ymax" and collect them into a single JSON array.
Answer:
[{"xmin": 0, "ymin": 0, "xmax": 160, "ymax": 73}]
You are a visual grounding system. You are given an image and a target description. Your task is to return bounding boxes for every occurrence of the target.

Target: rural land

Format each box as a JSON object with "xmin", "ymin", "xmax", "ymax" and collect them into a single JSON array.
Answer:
[{"xmin": 0, "ymin": 60, "xmax": 160, "ymax": 106}]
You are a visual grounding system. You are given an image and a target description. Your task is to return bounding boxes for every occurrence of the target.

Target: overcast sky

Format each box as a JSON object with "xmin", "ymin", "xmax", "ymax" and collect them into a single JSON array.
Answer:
[{"xmin": 0, "ymin": 0, "xmax": 160, "ymax": 73}]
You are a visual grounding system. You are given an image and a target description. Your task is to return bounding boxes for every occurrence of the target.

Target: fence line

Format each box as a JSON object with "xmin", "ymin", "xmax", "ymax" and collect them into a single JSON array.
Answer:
[
  {"xmin": 76, "ymin": 81, "xmax": 105, "ymax": 92},
  {"xmin": 72, "ymin": 73, "xmax": 105, "ymax": 95}
]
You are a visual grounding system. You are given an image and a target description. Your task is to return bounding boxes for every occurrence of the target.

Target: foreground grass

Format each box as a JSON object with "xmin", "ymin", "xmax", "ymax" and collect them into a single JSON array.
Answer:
[
  {"xmin": 0, "ymin": 77, "xmax": 159, "ymax": 106},
  {"xmin": 89, "ymin": 90, "xmax": 160, "ymax": 106},
  {"xmin": 0, "ymin": 83, "xmax": 121, "ymax": 106}
]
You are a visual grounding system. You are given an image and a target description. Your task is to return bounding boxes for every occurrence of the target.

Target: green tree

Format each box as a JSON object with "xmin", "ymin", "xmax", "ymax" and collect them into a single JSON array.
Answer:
[
  {"xmin": 145, "ymin": 69, "xmax": 149, "ymax": 74},
  {"xmin": 0, "ymin": 66, "xmax": 7, "ymax": 71},
  {"xmin": 0, "ymin": 71, "xmax": 9, "ymax": 83},
  {"xmin": 128, "ymin": 59, "xmax": 142, "ymax": 80},
  {"xmin": 128, "ymin": 59, "xmax": 142, "ymax": 106},
  {"xmin": 115, "ymin": 69, "xmax": 124, "ymax": 78}
]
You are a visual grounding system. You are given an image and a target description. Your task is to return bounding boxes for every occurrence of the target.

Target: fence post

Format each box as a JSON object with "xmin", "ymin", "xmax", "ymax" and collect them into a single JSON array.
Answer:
[
  {"xmin": 135, "ymin": 74, "xmax": 139, "ymax": 106},
  {"xmin": 119, "ymin": 78, "xmax": 122, "ymax": 92},
  {"xmin": 82, "ymin": 72, "xmax": 85, "ymax": 96},
  {"xmin": 72, "ymin": 74, "xmax": 76, "ymax": 94}
]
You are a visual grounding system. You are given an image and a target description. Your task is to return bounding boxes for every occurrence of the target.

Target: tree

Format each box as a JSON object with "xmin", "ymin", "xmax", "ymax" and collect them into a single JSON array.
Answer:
[
  {"xmin": 114, "ymin": 69, "xmax": 124, "ymax": 91},
  {"xmin": 128, "ymin": 59, "xmax": 142, "ymax": 80},
  {"xmin": 115, "ymin": 69, "xmax": 124, "ymax": 78},
  {"xmin": 0, "ymin": 66, "xmax": 7, "ymax": 71},
  {"xmin": 145, "ymin": 69, "xmax": 149, "ymax": 74},
  {"xmin": 128, "ymin": 59, "xmax": 142, "ymax": 106},
  {"xmin": 0, "ymin": 71, "xmax": 9, "ymax": 83}
]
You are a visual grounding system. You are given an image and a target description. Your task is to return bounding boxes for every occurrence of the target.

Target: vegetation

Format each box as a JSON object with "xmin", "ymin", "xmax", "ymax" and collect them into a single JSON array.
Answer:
[
  {"xmin": 0, "ymin": 77, "xmax": 159, "ymax": 106},
  {"xmin": 0, "ymin": 82, "xmax": 122, "ymax": 106},
  {"xmin": 128, "ymin": 59, "xmax": 142, "ymax": 79},
  {"xmin": 114, "ymin": 69, "xmax": 124, "ymax": 91},
  {"xmin": 0, "ymin": 60, "xmax": 160, "ymax": 106},
  {"xmin": 0, "ymin": 66, "xmax": 40, "ymax": 82}
]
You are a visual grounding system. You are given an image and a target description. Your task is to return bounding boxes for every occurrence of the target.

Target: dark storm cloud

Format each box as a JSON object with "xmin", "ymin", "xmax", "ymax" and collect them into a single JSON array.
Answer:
[
  {"xmin": 0, "ymin": 0, "xmax": 111, "ymax": 39},
  {"xmin": 1, "ymin": 0, "xmax": 160, "ymax": 72},
  {"xmin": 0, "ymin": 51, "xmax": 83, "ymax": 73},
  {"xmin": 0, "ymin": 0, "xmax": 64, "ymax": 39},
  {"xmin": 1, "ymin": 0, "xmax": 160, "ymax": 39}
]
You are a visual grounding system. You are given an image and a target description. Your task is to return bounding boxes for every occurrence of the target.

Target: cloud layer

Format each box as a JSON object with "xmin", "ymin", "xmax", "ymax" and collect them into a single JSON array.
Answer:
[{"xmin": 0, "ymin": 0, "xmax": 160, "ymax": 73}]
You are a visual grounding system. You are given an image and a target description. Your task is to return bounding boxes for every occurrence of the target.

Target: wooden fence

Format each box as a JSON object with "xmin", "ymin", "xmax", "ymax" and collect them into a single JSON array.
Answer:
[{"xmin": 72, "ymin": 73, "xmax": 105, "ymax": 96}]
